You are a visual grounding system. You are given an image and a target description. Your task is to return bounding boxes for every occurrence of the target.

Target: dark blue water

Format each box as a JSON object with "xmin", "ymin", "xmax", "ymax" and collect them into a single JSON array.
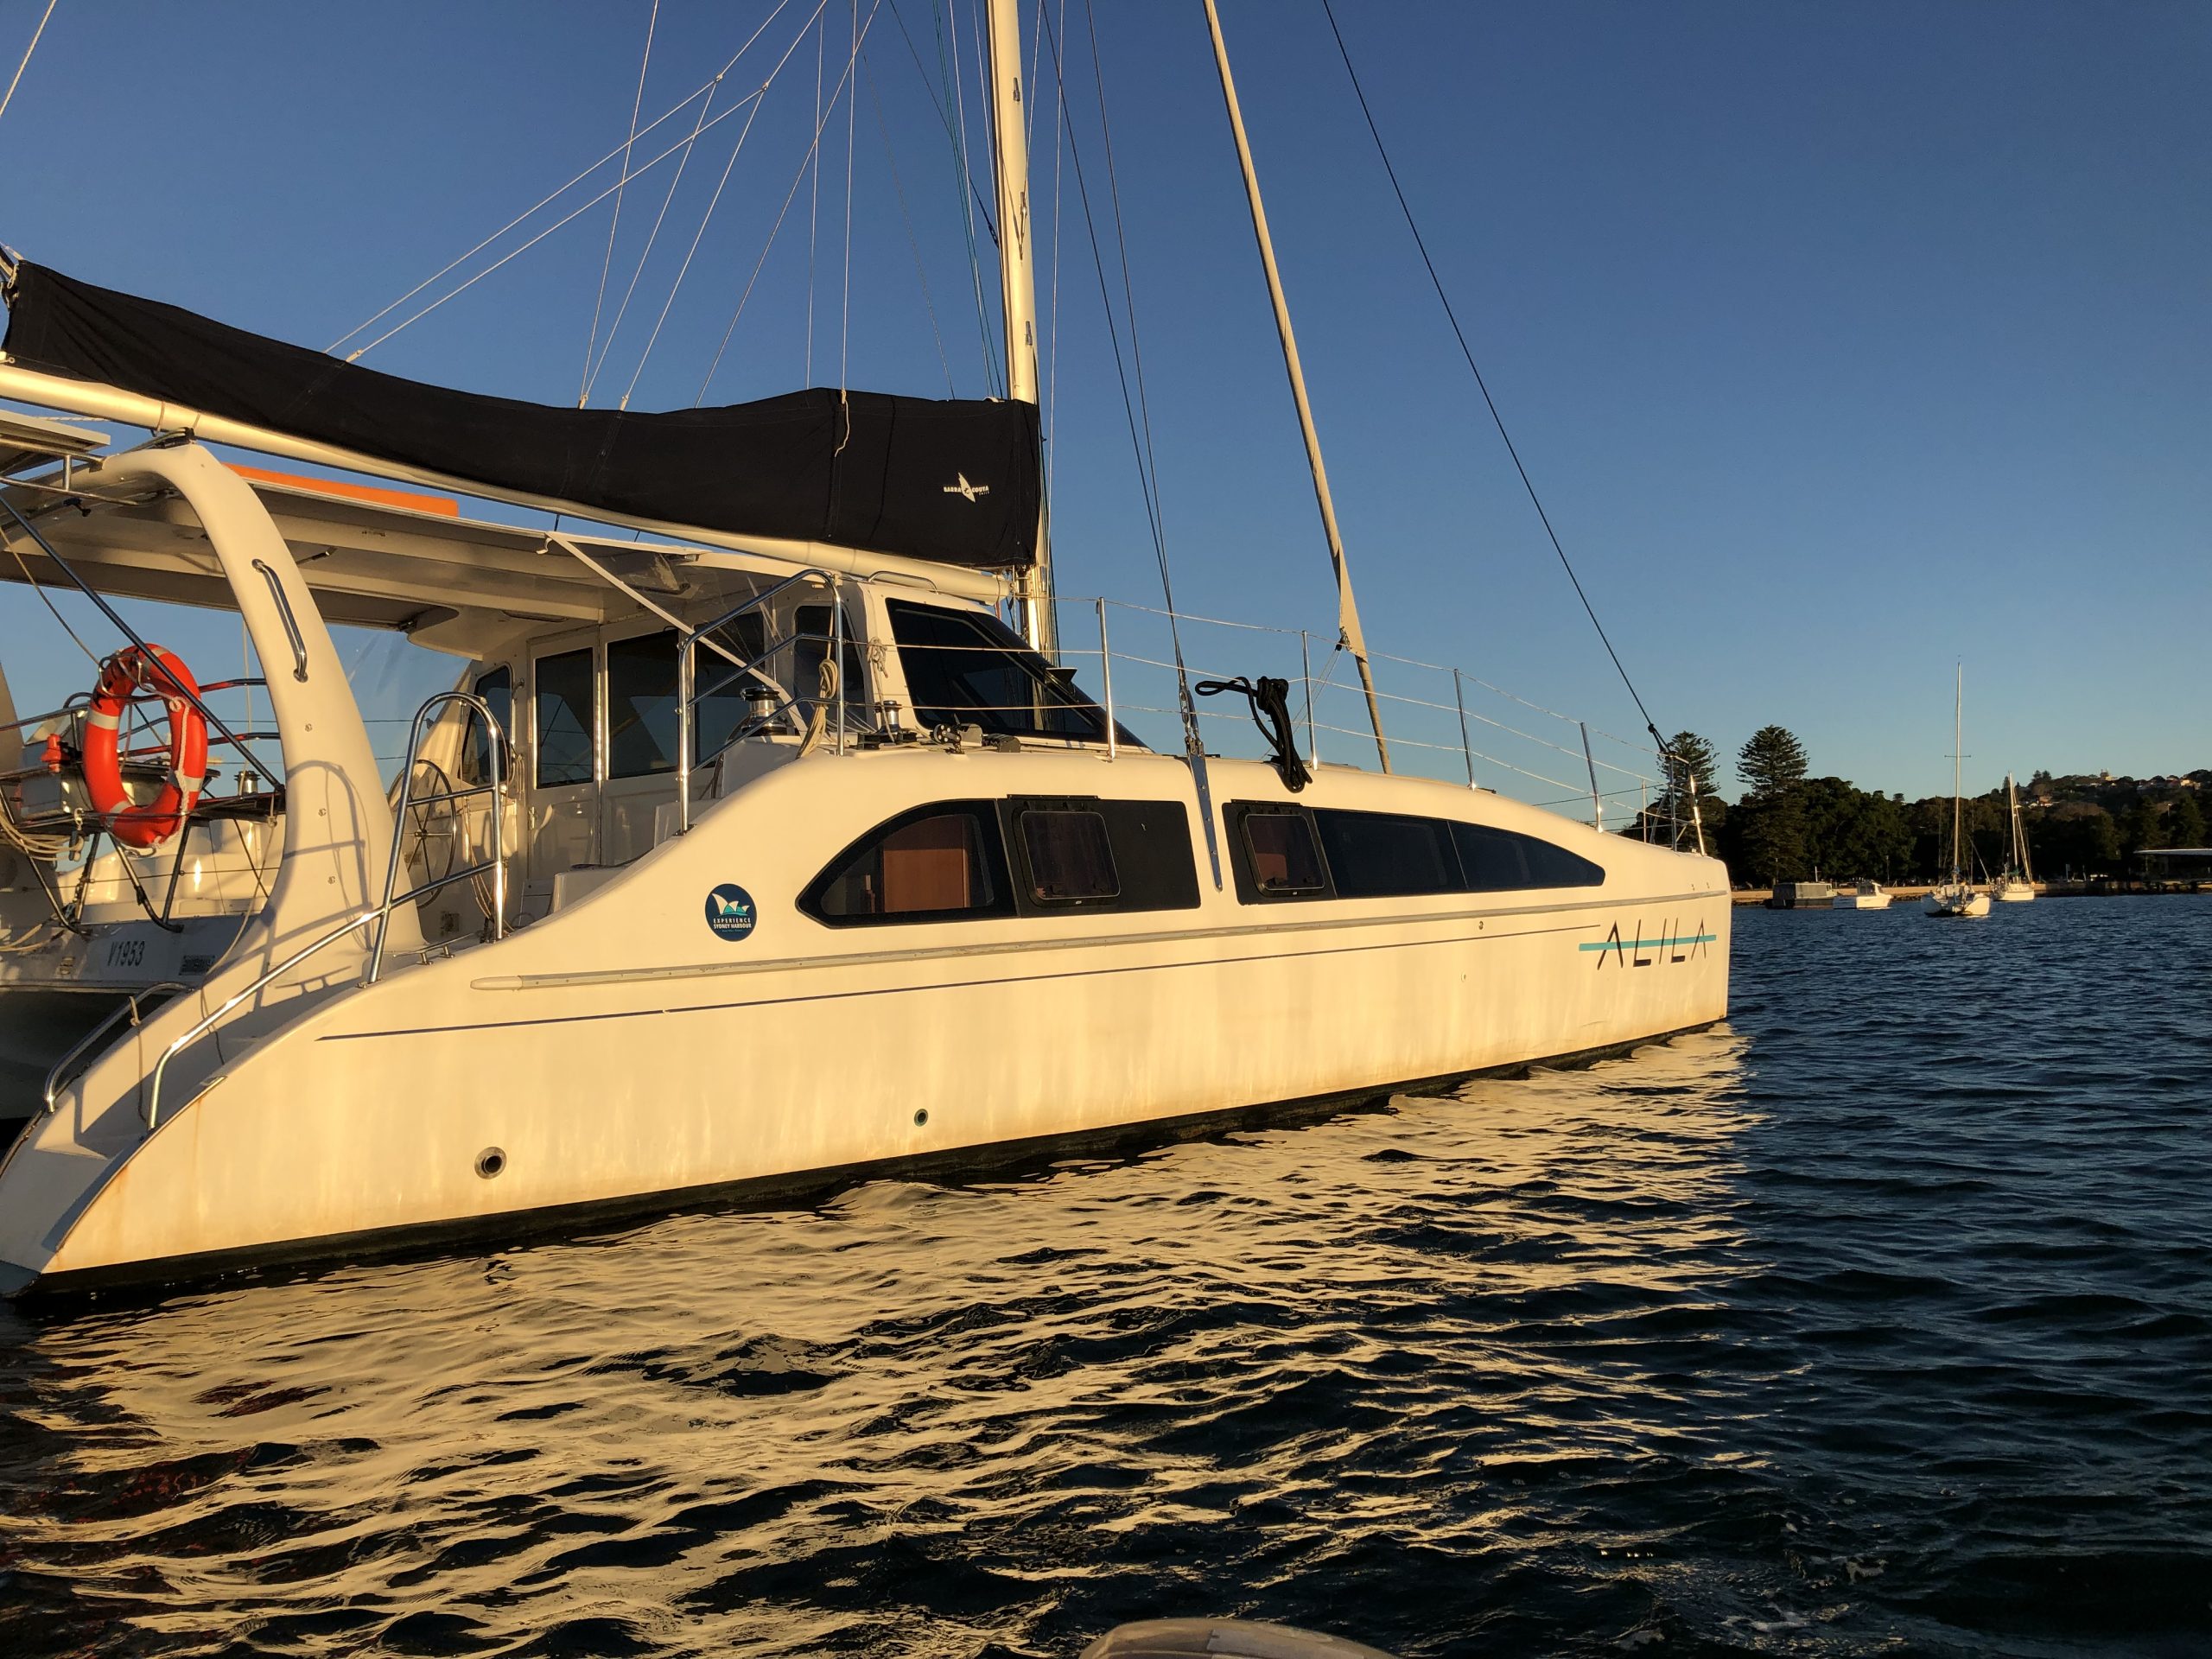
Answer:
[{"xmin": 2, "ymin": 897, "xmax": 2208, "ymax": 1657}]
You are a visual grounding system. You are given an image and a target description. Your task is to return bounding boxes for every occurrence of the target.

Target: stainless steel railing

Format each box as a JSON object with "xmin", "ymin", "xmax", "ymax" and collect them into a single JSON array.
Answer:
[{"xmin": 137, "ymin": 690, "xmax": 512, "ymax": 1129}]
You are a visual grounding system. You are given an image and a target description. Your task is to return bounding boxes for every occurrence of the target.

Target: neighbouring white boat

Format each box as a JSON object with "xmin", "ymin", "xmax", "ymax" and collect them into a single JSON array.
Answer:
[
  {"xmin": 1991, "ymin": 774, "xmax": 2037, "ymax": 900},
  {"xmin": 1832, "ymin": 878, "xmax": 1892, "ymax": 910},
  {"xmin": 1923, "ymin": 665, "xmax": 1990, "ymax": 918},
  {"xmin": 0, "ymin": 6, "xmax": 1728, "ymax": 1295}
]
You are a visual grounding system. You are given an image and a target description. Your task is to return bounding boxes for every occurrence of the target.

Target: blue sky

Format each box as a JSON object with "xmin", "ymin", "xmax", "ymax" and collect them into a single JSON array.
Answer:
[{"xmin": 3, "ymin": 1, "xmax": 2205, "ymax": 801}]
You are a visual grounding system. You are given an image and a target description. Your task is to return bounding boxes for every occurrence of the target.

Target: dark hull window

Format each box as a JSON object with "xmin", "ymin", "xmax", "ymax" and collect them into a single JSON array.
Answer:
[
  {"xmin": 804, "ymin": 802, "xmax": 1014, "ymax": 925},
  {"xmin": 533, "ymin": 648, "xmax": 594, "ymax": 787},
  {"xmin": 1451, "ymin": 821, "xmax": 1603, "ymax": 890},
  {"xmin": 1314, "ymin": 810, "xmax": 1458, "ymax": 899},
  {"xmin": 1020, "ymin": 810, "xmax": 1119, "ymax": 903},
  {"xmin": 1241, "ymin": 810, "xmax": 1327, "ymax": 895},
  {"xmin": 888, "ymin": 600, "xmax": 1106, "ymax": 740},
  {"xmin": 1227, "ymin": 801, "xmax": 1605, "ymax": 901}
]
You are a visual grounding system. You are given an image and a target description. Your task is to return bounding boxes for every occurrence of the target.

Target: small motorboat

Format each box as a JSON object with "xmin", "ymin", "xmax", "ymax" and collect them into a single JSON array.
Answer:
[{"xmin": 1832, "ymin": 878, "xmax": 1892, "ymax": 910}]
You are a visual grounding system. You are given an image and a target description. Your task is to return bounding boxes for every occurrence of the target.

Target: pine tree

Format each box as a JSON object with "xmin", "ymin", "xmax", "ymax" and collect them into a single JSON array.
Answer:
[{"xmin": 1733, "ymin": 726, "xmax": 1810, "ymax": 884}]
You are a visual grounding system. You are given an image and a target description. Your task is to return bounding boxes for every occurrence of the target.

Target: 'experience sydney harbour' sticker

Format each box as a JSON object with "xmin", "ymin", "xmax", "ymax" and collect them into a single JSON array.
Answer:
[{"xmin": 704, "ymin": 884, "xmax": 757, "ymax": 943}]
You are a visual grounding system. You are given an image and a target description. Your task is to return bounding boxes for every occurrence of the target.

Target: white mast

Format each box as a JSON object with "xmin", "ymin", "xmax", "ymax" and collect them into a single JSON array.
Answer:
[
  {"xmin": 985, "ymin": 0, "xmax": 1056, "ymax": 658},
  {"xmin": 1200, "ymin": 0, "xmax": 1389, "ymax": 772},
  {"xmin": 1951, "ymin": 663, "xmax": 1964, "ymax": 882}
]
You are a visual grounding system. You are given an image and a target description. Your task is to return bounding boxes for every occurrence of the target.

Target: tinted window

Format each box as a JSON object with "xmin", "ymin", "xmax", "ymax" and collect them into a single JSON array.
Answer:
[
  {"xmin": 1314, "ymin": 810, "xmax": 1459, "ymax": 899},
  {"xmin": 460, "ymin": 664, "xmax": 512, "ymax": 786},
  {"xmin": 607, "ymin": 631, "xmax": 679, "ymax": 779},
  {"xmin": 888, "ymin": 600, "xmax": 1104, "ymax": 740},
  {"xmin": 1243, "ymin": 811, "xmax": 1326, "ymax": 894},
  {"xmin": 804, "ymin": 803, "xmax": 1013, "ymax": 925},
  {"xmin": 533, "ymin": 647, "xmax": 594, "ymax": 786},
  {"xmin": 1226, "ymin": 801, "xmax": 1605, "ymax": 903},
  {"xmin": 1020, "ymin": 810, "xmax": 1119, "ymax": 904},
  {"xmin": 1451, "ymin": 821, "xmax": 1603, "ymax": 890}
]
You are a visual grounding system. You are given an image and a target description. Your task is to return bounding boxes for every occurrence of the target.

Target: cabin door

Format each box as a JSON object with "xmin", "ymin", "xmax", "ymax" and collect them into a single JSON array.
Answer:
[{"xmin": 525, "ymin": 630, "xmax": 601, "ymax": 881}]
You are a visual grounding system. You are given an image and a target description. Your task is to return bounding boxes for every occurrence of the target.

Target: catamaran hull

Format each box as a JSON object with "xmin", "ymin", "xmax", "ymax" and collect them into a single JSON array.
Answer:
[{"xmin": 0, "ymin": 753, "xmax": 1728, "ymax": 1298}]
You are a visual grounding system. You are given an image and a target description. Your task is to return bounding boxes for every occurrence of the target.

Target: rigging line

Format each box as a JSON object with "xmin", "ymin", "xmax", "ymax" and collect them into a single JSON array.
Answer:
[
  {"xmin": 1042, "ymin": 0, "xmax": 1067, "ymax": 505},
  {"xmin": 0, "ymin": 0, "xmax": 56, "ymax": 129},
  {"xmin": 1039, "ymin": 3, "xmax": 1161, "ymax": 563},
  {"xmin": 940, "ymin": 0, "xmax": 1003, "ymax": 393},
  {"xmin": 865, "ymin": 50, "xmax": 955, "ymax": 395},
  {"xmin": 695, "ymin": 3, "xmax": 883, "ymax": 406},
  {"xmin": 1039, "ymin": 0, "xmax": 1185, "ymax": 690},
  {"xmin": 2, "ymin": 527, "xmax": 105, "ymax": 672},
  {"xmin": 331, "ymin": 43, "xmax": 782, "ymax": 356},
  {"xmin": 806, "ymin": 4, "xmax": 825, "ymax": 384},
  {"xmin": 620, "ymin": 0, "xmax": 820, "ymax": 408},
  {"xmin": 582, "ymin": 0, "xmax": 659, "ymax": 406},
  {"xmin": 345, "ymin": 86, "xmax": 768, "ymax": 364},
  {"xmin": 1318, "ymin": 0, "xmax": 1668, "ymax": 754},
  {"xmin": 882, "ymin": 0, "xmax": 997, "ymax": 242},
  {"xmin": 842, "ymin": 0, "xmax": 859, "ymax": 401},
  {"xmin": 1081, "ymin": 0, "xmax": 1170, "ymax": 576},
  {"xmin": 583, "ymin": 69, "xmax": 728, "ymax": 403}
]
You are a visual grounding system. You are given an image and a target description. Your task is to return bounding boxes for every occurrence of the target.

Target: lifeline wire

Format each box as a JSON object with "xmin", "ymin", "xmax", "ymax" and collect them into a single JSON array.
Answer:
[{"xmin": 1319, "ymin": 0, "xmax": 1669, "ymax": 758}]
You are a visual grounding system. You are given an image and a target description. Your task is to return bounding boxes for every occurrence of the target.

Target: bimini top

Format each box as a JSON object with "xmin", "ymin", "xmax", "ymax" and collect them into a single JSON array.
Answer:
[{"xmin": 0, "ymin": 261, "xmax": 1039, "ymax": 571}]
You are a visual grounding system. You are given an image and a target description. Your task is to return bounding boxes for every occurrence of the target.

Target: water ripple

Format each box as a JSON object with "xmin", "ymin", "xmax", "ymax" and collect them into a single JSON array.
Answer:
[{"xmin": 1, "ymin": 896, "xmax": 2209, "ymax": 1656}]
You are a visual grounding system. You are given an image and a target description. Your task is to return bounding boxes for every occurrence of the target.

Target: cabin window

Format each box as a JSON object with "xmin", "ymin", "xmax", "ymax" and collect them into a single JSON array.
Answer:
[
  {"xmin": 1451, "ymin": 821, "xmax": 1604, "ymax": 890},
  {"xmin": 533, "ymin": 647, "xmax": 595, "ymax": 787},
  {"xmin": 1225, "ymin": 801, "xmax": 1605, "ymax": 903},
  {"xmin": 1019, "ymin": 810, "xmax": 1119, "ymax": 904},
  {"xmin": 1240, "ymin": 810, "xmax": 1327, "ymax": 897},
  {"xmin": 887, "ymin": 599, "xmax": 1105, "ymax": 740},
  {"xmin": 459, "ymin": 665, "xmax": 512, "ymax": 786},
  {"xmin": 804, "ymin": 802, "xmax": 1014, "ymax": 925},
  {"xmin": 1005, "ymin": 798, "xmax": 1199, "ymax": 915},
  {"xmin": 1313, "ymin": 810, "xmax": 1459, "ymax": 899},
  {"xmin": 607, "ymin": 631, "xmax": 680, "ymax": 779}
]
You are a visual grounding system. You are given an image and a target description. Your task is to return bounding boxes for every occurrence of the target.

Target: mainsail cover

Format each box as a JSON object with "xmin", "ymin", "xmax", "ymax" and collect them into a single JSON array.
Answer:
[{"xmin": 2, "ymin": 262, "xmax": 1039, "ymax": 569}]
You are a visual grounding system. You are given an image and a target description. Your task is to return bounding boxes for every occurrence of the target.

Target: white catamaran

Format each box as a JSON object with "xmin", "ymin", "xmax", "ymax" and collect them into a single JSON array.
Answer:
[{"xmin": 0, "ymin": 3, "xmax": 1728, "ymax": 1295}]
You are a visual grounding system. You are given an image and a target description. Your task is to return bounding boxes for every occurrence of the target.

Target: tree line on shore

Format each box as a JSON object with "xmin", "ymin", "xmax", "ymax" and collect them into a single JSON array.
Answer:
[{"xmin": 1629, "ymin": 728, "xmax": 2209, "ymax": 886}]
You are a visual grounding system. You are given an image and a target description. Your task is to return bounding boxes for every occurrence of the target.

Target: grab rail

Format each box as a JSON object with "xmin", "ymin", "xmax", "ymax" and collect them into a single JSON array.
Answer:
[
  {"xmin": 43, "ymin": 982, "xmax": 185, "ymax": 1117},
  {"xmin": 142, "ymin": 861, "xmax": 494, "ymax": 1129},
  {"xmin": 137, "ymin": 690, "xmax": 512, "ymax": 1129}
]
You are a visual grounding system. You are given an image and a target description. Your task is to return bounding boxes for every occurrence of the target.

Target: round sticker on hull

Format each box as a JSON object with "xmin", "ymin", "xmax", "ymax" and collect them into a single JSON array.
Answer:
[{"xmin": 704, "ymin": 883, "xmax": 757, "ymax": 942}]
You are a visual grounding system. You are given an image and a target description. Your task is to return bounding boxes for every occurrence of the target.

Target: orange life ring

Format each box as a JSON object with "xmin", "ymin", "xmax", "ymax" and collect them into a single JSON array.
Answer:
[{"xmin": 83, "ymin": 645, "xmax": 208, "ymax": 849}]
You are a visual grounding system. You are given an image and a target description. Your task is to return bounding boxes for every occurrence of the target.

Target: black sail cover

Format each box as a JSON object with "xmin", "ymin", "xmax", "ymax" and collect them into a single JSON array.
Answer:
[{"xmin": 2, "ymin": 262, "xmax": 1039, "ymax": 569}]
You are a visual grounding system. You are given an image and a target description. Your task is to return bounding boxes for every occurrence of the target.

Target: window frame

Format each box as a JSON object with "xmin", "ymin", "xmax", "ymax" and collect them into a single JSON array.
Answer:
[
  {"xmin": 531, "ymin": 644, "xmax": 599, "ymax": 790},
  {"xmin": 1002, "ymin": 796, "xmax": 1203, "ymax": 916},
  {"xmin": 1225, "ymin": 804, "xmax": 1336, "ymax": 904},
  {"xmin": 799, "ymin": 799, "xmax": 1018, "ymax": 928},
  {"xmin": 1011, "ymin": 804, "xmax": 1122, "ymax": 908}
]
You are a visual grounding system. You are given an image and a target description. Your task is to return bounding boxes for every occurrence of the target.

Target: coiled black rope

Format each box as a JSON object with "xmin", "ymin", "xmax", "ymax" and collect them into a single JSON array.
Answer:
[{"xmin": 1195, "ymin": 676, "xmax": 1311, "ymax": 793}]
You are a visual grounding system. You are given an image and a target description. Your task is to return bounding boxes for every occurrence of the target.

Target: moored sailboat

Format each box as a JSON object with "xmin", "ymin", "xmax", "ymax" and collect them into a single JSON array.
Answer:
[
  {"xmin": 1991, "ymin": 773, "xmax": 2036, "ymax": 901},
  {"xmin": 1923, "ymin": 666, "xmax": 1990, "ymax": 917}
]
